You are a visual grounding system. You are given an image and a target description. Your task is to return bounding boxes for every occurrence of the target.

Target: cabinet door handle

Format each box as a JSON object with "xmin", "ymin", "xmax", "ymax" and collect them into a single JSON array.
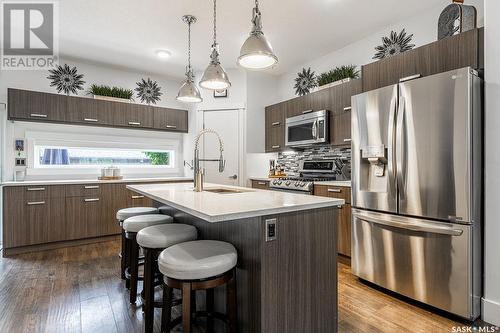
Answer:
[
  {"xmin": 30, "ymin": 113, "xmax": 47, "ymax": 118},
  {"xmin": 27, "ymin": 187, "xmax": 46, "ymax": 191},
  {"xmin": 399, "ymin": 74, "xmax": 421, "ymax": 83},
  {"xmin": 84, "ymin": 118, "xmax": 99, "ymax": 122},
  {"xmin": 258, "ymin": 182, "xmax": 267, "ymax": 185},
  {"xmin": 128, "ymin": 121, "xmax": 141, "ymax": 126},
  {"xmin": 84, "ymin": 198, "xmax": 100, "ymax": 202},
  {"xmin": 302, "ymin": 110, "xmax": 313, "ymax": 114},
  {"xmin": 328, "ymin": 188, "xmax": 342, "ymax": 193},
  {"xmin": 131, "ymin": 195, "xmax": 144, "ymax": 199},
  {"xmin": 166, "ymin": 125, "xmax": 177, "ymax": 129},
  {"xmin": 343, "ymin": 106, "xmax": 352, "ymax": 112},
  {"xmin": 27, "ymin": 201, "xmax": 45, "ymax": 205},
  {"xmin": 271, "ymin": 122, "xmax": 281, "ymax": 126},
  {"xmin": 272, "ymin": 145, "xmax": 280, "ymax": 149},
  {"xmin": 84, "ymin": 185, "xmax": 99, "ymax": 189},
  {"xmin": 343, "ymin": 138, "xmax": 352, "ymax": 142}
]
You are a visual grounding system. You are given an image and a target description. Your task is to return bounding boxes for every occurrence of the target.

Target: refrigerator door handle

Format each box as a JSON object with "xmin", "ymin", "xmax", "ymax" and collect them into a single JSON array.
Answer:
[
  {"xmin": 387, "ymin": 94, "xmax": 398, "ymax": 195},
  {"xmin": 352, "ymin": 210, "xmax": 463, "ymax": 236},
  {"xmin": 396, "ymin": 95, "xmax": 406, "ymax": 200}
]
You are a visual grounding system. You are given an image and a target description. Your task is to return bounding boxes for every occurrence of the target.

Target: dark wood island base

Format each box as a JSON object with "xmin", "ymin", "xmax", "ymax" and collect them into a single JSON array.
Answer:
[{"xmin": 157, "ymin": 204, "xmax": 338, "ymax": 333}]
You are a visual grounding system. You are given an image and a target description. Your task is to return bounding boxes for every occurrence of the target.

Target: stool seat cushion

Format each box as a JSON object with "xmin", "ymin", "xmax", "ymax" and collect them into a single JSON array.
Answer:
[
  {"xmin": 123, "ymin": 214, "xmax": 173, "ymax": 233},
  {"xmin": 137, "ymin": 224, "xmax": 197, "ymax": 249},
  {"xmin": 158, "ymin": 240, "xmax": 237, "ymax": 280},
  {"xmin": 116, "ymin": 207, "xmax": 158, "ymax": 221}
]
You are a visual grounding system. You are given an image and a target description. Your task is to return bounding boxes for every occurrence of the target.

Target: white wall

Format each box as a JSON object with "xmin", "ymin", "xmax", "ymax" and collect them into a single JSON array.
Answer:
[
  {"xmin": 0, "ymin": 57, "xmax": 187, "ymax": 181},
  {"xmin": 482, "ymin": 0, "xmax": 500, "ymax": 326},
  {"xmin": 276, "ymin": 0, "xmax": 484, "ymax": 101}
]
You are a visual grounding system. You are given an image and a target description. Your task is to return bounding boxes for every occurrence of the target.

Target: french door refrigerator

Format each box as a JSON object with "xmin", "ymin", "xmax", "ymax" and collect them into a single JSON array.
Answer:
[{"xmin": 351, "ymin": 67, "xmax": 482, "ymax": 320}]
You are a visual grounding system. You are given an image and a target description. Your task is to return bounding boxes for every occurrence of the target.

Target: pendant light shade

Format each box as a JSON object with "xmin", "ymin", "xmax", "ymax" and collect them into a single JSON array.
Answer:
[
  {"xmin": 238, "ymin": 0, "xmax": 278, "ymax": 70},
  {"xmin": 177, "ymin": 15, "xmax": 203, "ymax": 103},
  {"xmin": 200, "ymin": 0, "xmax": 231, "ymax": 91}
]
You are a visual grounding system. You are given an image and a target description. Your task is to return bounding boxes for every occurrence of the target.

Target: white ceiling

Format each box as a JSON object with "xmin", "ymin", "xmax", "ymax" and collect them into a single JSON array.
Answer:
[{"xmin": 59, "ymin": 0, "xmax": 445, "ymax": 79}]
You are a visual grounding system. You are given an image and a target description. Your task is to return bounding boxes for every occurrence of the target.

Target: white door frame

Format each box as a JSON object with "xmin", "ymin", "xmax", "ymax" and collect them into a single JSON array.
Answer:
[{"xmin": 200, "ymin": 107, "xmax": 246, "ymax": 187}]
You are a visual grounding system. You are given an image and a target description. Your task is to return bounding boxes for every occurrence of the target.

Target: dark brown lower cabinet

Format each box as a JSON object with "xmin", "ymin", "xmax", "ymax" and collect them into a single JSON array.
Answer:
[
  {"xmin": 65, "ymin": 196, "xmax": 102, "ymax": 240},
  {"xmin": 2, "ymin": 180, "xmax": 190, "ymax": 251},
  {"xmin": 100, "ymin": 184, "xmax": 129, "ymax": 235},
  {"xmin": 3, "ymin": 186, "xmax": 66, "ymax": 248},
  {"xmin": 314, "ymin": 184, "xmax": 352, "ymax": 257}
]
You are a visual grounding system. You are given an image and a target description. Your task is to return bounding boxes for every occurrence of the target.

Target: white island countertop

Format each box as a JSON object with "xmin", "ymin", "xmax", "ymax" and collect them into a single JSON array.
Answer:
[{"xmin": 127, "ymin": 182, "xmax": 344, "ymax": 223}]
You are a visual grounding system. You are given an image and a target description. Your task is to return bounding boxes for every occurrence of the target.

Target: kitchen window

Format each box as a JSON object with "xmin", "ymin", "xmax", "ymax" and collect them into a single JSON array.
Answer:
[{"xmin": 34, "ymin": 146, "xmax": 174, "ymax": 168}]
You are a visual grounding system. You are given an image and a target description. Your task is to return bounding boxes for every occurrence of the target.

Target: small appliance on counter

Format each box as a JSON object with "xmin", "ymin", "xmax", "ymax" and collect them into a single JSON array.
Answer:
[{"xmin": 99, "ymin": 166, "xmax": 122, "ymax": 180}]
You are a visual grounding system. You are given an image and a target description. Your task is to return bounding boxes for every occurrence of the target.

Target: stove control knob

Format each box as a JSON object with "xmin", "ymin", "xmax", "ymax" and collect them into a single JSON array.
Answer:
[
  {"xmin": 285, "ymin": 181, "xmax": 291, "ymax": 186},
  {"xmin": 272, "ymin": 180, "xmax": 278, "ymax": 185},
  {"xmin": 299, "ymin": 182, "xmax": 305, "ymax": 187},
  {"xmin": 277, "ymin": 180, "xmax": 282, "ymax": 185},
  {"xmin": 295, "ymin": 182, "xmax": 300, "ymax": 187}
]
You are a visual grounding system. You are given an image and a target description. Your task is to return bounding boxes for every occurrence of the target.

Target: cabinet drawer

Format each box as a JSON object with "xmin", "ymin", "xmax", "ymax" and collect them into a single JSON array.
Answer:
[
  {"xmin": 65, "ymin": 184, "xmax": 102, "ymax": 197},
  {"xmin": 314, "ymin": 185, "xmax": 351, "ymax": 204},
  {"xmin": 251, "ymin": 180, "xmax": 270, "ymax": 190},
  {"xmin": 127, "ymin": 190, "xmax": 154, "ymax": 207},
  {"xmin": 24, "ymin": 185, "xmax": 65, "ymax": 200}
]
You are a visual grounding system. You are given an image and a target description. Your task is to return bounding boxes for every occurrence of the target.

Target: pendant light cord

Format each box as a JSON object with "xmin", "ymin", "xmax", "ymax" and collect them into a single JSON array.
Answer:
[
  {"xmin": 213, "ymin": 0, "xmax": 217, "ymax": 47},
  {"xmin": 188, "ymin": 19, "xmax": 192, "ymax": 69}
]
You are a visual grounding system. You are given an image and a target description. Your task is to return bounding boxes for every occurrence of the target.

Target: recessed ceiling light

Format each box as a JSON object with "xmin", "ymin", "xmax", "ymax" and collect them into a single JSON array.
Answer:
[{"xmin": 156, "ymin": 49, "xmax": 172, "ymax": 59}]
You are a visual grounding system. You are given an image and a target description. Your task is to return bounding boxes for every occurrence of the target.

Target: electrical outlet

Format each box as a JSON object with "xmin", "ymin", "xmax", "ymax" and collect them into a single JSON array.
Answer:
[
  {"xmin": 265, "ymin": 218, "xmax": 277, "ymax": 242},
  {"xmin": 15, "ymin": 158, "xmax": 26, "ymax": 166}
]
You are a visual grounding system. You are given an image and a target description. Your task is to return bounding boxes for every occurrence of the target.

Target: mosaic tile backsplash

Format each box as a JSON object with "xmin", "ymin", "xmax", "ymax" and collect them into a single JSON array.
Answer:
[{"xmin": 276, "ymin": 145, "xmax": 351, "ymax": 179}]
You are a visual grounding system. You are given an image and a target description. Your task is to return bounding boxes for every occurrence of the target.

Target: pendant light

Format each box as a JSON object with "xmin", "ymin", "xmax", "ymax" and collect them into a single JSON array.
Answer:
[
  {"xmin": 199, "ymin": 0, "xmax": 231, "ymax": 90},
  {"xmin": 238, "ymin": 0, "xmax": 278, "ymax": 70},
  {"xmin": 177, "ymin": 15, "xmax": 203, "ymax": 103}
]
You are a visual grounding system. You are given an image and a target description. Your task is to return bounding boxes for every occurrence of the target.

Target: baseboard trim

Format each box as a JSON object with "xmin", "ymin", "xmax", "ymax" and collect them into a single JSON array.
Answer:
[
  {"xmin": 482, "ymin": 297, "xmax": 500, "ymax": 326},
  {"xmin": 2, "ymin": 234, "xmax": 120, "ymax": 257}
]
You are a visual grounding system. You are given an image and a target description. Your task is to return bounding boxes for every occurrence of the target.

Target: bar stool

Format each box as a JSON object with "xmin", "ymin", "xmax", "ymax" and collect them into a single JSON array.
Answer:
[
  {"xmin": 116, "ymin": 207, "xmax": 158, "ymax": 282},
  {"xmin": 123, "ymin": 214, "xmax": 173, "ymax": 304},
  {"xmin": 137, "ymin": 224, "xmax": 198, "ymax": 333},
  {"xmin": 158, "ymin": 240, "xmax": 238, "ymax": 333}
]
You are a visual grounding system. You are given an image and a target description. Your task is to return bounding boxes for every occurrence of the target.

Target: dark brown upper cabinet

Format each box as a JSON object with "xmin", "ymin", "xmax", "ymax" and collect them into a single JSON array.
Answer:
[
  {"xmin": 112, "ymin": 102, "xmax": 153, "ymax": 129},
  {"xmin": 7, "ymin": 88, "xmax": 188, "ymax": 133},
  {"xmin": 66, "ymin": 96, "xmax": 115, "ymax": 125},
  {"xmin": 362, "ymin": 28, "xmax": 483, "ymax": 92},
  {"xmin": 265, "ymin": 103, "xmax": 286, "ymax": 152},
  {"xmin": 152, "ymin": 106, "xmax": 188, "ymax": 133},
  {"xmin": 8, "ymin": 88, "xmax": 67, "ymax": 122}
]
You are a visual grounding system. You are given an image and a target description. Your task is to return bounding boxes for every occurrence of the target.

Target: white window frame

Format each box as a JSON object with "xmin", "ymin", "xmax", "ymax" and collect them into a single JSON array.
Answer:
[{"xmin": 25, "ymin": 130, "xmax": 181, "ymax": 177}]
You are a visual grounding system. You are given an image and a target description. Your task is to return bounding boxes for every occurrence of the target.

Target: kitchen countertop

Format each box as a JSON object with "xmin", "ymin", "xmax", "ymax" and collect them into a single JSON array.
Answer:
[
  {"xmin": 314, "ymin": 180, "xmax": 351, "ymax": 187},
  {"xmin": 249, "ymin": 177, "xmax": 351, "ymax": 187},
  {"xmin": 1, "ymin": 176, "xmax": 192, "ymax": 187},
  {"xmin": 127, "ymin": 182, "xmax": 344, "ymax": 223}
]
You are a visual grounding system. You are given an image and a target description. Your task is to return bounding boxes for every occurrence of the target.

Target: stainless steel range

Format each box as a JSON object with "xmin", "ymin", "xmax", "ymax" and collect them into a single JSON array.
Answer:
[{"xmin": 269, "ymin": 160, "xmax": 345, "ymax": 194}]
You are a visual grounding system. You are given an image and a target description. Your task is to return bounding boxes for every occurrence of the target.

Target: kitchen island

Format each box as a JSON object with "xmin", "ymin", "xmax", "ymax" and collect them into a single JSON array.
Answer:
[{"xmin": 127, "ymin": 182, "xmax": 343, "ymax": 333}]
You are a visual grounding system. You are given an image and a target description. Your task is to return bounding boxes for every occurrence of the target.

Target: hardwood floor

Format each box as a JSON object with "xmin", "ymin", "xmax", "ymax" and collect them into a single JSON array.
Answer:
[{"xmin": 0, "ymin": 240, "xmax": 494, "ymax": 333}]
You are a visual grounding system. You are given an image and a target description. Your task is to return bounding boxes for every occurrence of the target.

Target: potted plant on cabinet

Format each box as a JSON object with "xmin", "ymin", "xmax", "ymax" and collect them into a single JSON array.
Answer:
[
  {"xmin": 315, "ymin": 65, "xmax": 360, "ymax": 91},
  {"xmin": 88, "ymin": 84, "xmax": 134, "ymax": 103}
]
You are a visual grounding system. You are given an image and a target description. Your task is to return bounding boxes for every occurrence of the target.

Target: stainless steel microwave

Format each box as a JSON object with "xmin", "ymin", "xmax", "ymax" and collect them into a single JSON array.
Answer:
[{"xmin": 285, "ymin": 110, "xmax": 329, "ymax": 147}]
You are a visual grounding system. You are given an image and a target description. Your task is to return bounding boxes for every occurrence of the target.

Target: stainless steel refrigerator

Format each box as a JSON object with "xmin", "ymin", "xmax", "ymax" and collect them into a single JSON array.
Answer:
[{"xmin": 351, "ymin": 67, "xmax": 482, "ymax": 320}]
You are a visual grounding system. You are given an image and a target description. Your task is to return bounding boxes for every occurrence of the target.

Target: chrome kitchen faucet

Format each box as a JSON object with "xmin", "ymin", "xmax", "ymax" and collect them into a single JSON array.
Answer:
[{"xmin": 193, "ymin": 129, "xmax": 226, "ymax": 192}]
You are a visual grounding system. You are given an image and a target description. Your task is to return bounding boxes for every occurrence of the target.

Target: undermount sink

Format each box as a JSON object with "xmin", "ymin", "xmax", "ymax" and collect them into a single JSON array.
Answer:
[{"xmin": 203, "ymin": 188, "xmax": 249, "ymax": 194}]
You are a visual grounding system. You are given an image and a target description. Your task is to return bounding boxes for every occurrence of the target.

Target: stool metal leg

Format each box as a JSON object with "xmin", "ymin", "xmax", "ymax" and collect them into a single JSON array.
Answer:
[
  {"xmin": 120, "ymin": 228, "xmax": 126, "ymax": 280},
  {"xmin": 227, "ymin": 270, "xmax": 237, "ymax": 333},
  {"xmin": 182, "ymin": 282, "xmax": 192, "ymax": 333},
  {"xmin": 129, "ymin": 237, "xmax": 139, "ymax": 304},
  {"xmin": 143, "ymin": 248, "xmax": 155, "ymax": 333},
  {"xmin": 161, "ymin": 284, "xmax": 173, "ymax": 333},
  {"xmin": 206, "ymin": 288, "xmax": 214, "ymax": 333},
  {"xmin": 125, "ymin": 236, "xmax": 131, "ymax": 289}
]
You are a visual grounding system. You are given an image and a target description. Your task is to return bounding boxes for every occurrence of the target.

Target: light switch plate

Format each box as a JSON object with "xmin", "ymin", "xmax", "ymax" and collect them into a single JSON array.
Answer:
[{"xmin": 265, "ymin": 218, "xmax": 277, "ymax": 242}]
